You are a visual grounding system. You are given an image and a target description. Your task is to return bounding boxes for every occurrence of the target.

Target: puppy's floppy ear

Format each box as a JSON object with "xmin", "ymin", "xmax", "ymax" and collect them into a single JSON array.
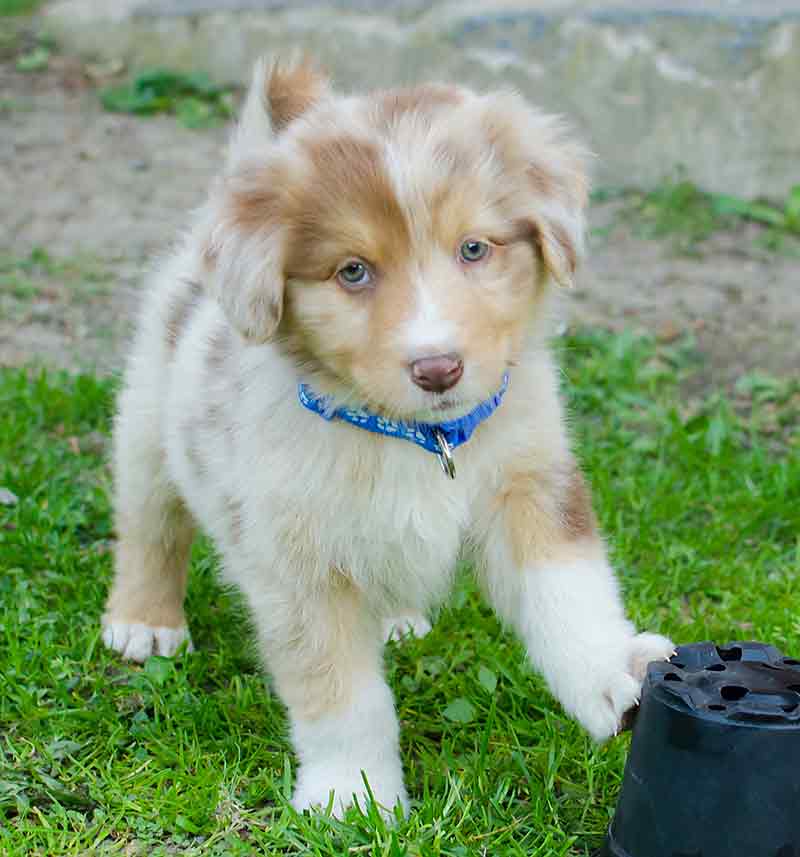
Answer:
[
  {"xmin": 526, "ymin": 150, "xmax": 589, "ymax": 289},
  {"xmin": 203, "ymin": 180, "xmax": 286, "ymax": 344},
  {"xmin": 265, "ymin": 55, "xmax": 331, "ymax": 133},
  {"xmin": 206, "ymin": 56, "xmax": 329, "ymax": 342},
  {"xmin": 227, "ymin": 55, "xmax": 330, "ymax": 168},
  {"xmin": 484, "ymin": 92, "xmax": 590, "ymax": 288}
]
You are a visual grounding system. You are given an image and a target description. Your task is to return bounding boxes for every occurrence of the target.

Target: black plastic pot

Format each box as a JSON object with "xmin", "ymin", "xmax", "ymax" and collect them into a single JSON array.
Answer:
[{"xmin": 604, "ymin": 641, "xmax": 800, "ymax": 857}]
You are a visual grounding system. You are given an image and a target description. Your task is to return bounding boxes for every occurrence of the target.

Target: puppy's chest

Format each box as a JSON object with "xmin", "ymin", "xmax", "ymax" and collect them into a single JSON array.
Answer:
[
  {"xmin": 301, "ymin": 439, "xmax": 468, "ymax": 555},
  {"xmin": 263, "ymin": 428, "xmax": 476, "ymax": 595}
]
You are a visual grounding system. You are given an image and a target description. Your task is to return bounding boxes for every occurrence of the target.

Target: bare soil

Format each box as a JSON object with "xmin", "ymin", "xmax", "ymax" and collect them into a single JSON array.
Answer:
[{"xmin": 2, "ymin": 54, "xmax": 798, "ymax": 386}]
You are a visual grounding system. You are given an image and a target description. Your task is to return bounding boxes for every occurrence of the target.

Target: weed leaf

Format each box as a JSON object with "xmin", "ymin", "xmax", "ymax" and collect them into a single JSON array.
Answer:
[{"xmin": 443, "ymin": 697, "xmax": 476, "ymax": 724}]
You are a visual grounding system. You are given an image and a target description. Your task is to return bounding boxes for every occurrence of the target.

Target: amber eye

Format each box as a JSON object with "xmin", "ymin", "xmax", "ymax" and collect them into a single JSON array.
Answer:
[
  {"xmin": 459, "ymin": 239, "xmax": 490, "ymax": 263},
  {"xmin": 336, "ymin": 259, "xmax": 373, "ymax": 290}
]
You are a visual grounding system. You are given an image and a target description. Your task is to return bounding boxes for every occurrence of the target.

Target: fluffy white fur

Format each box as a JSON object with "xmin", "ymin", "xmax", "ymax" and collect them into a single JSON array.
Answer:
[
  {"xmin": 102, "ymin": 58, "xmax": 673, "ymax": 819},
  {"xmin": 291, "ymin": 677, "xmax": 407, "ymax": 814}
]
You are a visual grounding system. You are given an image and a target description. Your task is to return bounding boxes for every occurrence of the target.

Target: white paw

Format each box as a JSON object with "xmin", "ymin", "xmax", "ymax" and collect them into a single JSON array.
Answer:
[
  {"xmin": 573, "ymin": 631, "xmax": 674, "ymax": 742},
  {"xmin": 292, "ymin": 764, "xmax": 408, "ymax": 819},
  {"xmin": 627, "ymin": 632, "xmax": 676, "ymax": 681},
  {"xmin": 101, "ymin": 620, "xmax": 194, "ymax": 662},
  {"xmin": 383, "ymin": 611, "xmax": 432, "ymax": 643},
  {"xmin": 290, "ymin": 678, "xmax": 407, "ymax": 818}
]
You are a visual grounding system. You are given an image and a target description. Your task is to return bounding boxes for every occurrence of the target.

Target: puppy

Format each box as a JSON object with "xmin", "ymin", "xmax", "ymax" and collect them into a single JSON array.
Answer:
[{"xmin": 102, "ymin": 57, "xmax": 673, "ymax": 816}]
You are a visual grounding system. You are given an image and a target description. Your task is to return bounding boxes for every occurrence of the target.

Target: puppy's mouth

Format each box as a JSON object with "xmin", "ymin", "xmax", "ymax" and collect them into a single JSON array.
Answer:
[
  {"xmin": 410, "ymin": 392, "xmax": 473, "ymax": 424},
  {"xmin": 431, "ymin": 397, "xmax": 459, "ymax": 412}
]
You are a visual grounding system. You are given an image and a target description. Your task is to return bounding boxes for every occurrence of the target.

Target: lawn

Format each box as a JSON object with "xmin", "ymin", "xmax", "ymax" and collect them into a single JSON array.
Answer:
[
  {"xmin": 0, "ymin": 0, "xmax": 41, "ymax": 16},
  {"xmin": 1, "ymin": 329, "xmax": 798, "ymax": 856}
]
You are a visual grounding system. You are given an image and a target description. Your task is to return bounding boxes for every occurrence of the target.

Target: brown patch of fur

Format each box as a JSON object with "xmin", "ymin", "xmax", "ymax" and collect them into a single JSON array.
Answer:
[
  {"xmin": 107, "ymin": 502, "xmax": 195, "ymax": 628},
  {"xmin": 284, "ymin": 134, "xmax": 411, "ymax": 279},
  {"xmin": 266, "ymin": 58, "xmax": 328, "ymax": 133},
  {"xmin": 501, "ymin": 219, "xmax": 539, "ymax": 250},
  {"xmin": 499, "ymin": 470, "xmax": 564, "ymax": 567},
  {"xmin": 227, "ymin": 167, "xmax": 284, "ymax": 234},
  {"xmin": 166, "ymin": 279, "xmax": 204, "ymax": 350},
  {"xmin": 562, "ymin": 467, "xmax": 597, "ymax": 540},
  {"xmin": 497, "ymin": 462, "xmax": 598, "ymax": 567},
  {"xmin": 548, "ymin": 221, "xmax": 578, "ymax": 276}
]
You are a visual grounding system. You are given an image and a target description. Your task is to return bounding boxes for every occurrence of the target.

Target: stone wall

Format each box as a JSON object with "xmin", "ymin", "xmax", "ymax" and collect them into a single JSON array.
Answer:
[{"xmin": 45, "ymin": 0, "xmax": 800, "ymax": 196}]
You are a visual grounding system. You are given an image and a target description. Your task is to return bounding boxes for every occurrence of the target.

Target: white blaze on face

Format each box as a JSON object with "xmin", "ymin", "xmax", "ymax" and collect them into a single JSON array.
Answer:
[
  {"xmin": 383, "ymin": 138, "xmax": 460, "ymax": 361},
  {"xmin": 400, "ymin": 274, "xmax": 459, "ymax": 359}
]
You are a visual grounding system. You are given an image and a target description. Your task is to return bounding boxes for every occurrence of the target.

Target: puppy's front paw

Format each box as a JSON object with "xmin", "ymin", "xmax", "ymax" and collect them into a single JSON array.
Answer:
[
  {"xmin": 383, "ymin": 611, "xmax": 432, "ymax": 643},
  {"xmin": 574, "ymin": 631, "xmax": 674, "ymax": 742},
  {"xmin": 102, "ymin": 619, "xmax": 193, "ymax": 662},
  {"xmin": 627, "ymin": 631, "xmax": 675, "ymax": 681},
  {"xmin": 292, "ymin": 764, "xmax": 408, "ymax": 820}
]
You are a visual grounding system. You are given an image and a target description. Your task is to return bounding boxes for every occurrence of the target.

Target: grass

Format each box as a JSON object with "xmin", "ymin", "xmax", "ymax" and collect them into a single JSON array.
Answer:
[
  {"xmin": 594, "ymin": 174, "xmax": 800, "ymax": 255},
  {"xmin": 0, "ymin": 249, "xmax": 112, "ymax": 323},
  {"xmin": 0, "ymin": 0, "xmax": 41, "ymax": 16},
  {"xmin": 15, "ymin": 44, "xmax": 49, "ymax": 72},
  {"xmin": 1, "ymin": 330, "xmax": 798, "ymax": 856}
]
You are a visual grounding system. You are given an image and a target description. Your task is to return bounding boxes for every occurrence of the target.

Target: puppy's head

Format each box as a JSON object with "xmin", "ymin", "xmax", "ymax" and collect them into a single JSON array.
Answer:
[{"xmin": 205, "ymin": 57, "xmax": 589, "ymax": 420}]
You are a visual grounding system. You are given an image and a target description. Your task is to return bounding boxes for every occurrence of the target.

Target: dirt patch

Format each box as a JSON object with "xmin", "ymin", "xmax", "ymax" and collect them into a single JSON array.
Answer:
[
  {"xmin": 2, "ymin": 52, "xmax": 798, "ymax": 385},
  {"xmin": 576, "ymin": 208, "xmax": 800, "ymax": 389}
]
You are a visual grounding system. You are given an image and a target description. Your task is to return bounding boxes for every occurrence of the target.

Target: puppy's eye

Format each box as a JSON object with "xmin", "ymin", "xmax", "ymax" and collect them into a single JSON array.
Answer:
[
  {"xmin": 336, "ymin": 259, "xmax": 373, "ymax": 290},
  {"xmin": 458, "ymin": 239, "xmax": 490, "ymax": 264}
]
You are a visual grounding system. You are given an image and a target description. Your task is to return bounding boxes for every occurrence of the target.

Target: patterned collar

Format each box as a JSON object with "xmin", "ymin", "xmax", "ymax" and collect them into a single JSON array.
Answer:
[{"xmin": 297, "ymin": 373, "xmax": 509, "ymax": 479}]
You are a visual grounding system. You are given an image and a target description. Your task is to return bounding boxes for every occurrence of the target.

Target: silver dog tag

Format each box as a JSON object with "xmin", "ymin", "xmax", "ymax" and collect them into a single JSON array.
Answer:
[{"xmin": 433, "ymin": 429, "xmax": 456, "ymax": 479}]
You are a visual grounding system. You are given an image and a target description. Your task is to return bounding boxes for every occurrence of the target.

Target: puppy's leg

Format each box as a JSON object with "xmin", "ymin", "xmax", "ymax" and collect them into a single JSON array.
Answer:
[
  {"xmin": 478, "ymin": 465, "xmax": 673, "ymax": 741},
  {"xmin": 102, "ymin": 385, "xmax": 195, "ymax": 662},
  {"xmin": 255, "ymin": 576, "xmax": 407, "ymax": 817}
]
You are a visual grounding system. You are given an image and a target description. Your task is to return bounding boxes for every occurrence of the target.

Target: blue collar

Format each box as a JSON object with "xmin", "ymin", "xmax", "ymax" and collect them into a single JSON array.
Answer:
[{"xmin": 297, "ymin": 373, "xmax": 510, "ymax": 479}]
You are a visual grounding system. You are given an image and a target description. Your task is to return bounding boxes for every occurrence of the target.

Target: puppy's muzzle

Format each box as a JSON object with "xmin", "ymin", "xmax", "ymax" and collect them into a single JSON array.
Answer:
[{"xmin": 410, "ymin": 354, "xmax": 464, "ymax": 393}]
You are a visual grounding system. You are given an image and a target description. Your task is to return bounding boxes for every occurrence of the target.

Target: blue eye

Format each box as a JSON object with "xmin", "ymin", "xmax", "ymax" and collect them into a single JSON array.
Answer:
[
  {"xmin": 336, "ymin": 259, "xmax": 373, "ymax": 289},
  {"xmin": 459, "ymin": 239, "xmax": 490, "ymax": 263}
]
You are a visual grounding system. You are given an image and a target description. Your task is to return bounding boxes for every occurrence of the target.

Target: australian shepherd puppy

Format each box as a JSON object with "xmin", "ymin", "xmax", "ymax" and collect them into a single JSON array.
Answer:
[{"xmin": 102, "ymin": 57, "xmax": 673, "ymax": 816}]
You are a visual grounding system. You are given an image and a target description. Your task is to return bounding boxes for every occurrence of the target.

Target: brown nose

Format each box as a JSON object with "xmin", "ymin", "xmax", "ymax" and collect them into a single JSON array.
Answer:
[{"xmin": 410, "ymin": 353, "xmax": 464, "ymax": 393}]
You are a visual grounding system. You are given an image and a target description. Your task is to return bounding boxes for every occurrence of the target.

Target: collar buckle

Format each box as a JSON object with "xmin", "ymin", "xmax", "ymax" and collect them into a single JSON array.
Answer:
[{"xmin": 433, "ymin": 429, "xmax": 456, "ymax": 479}]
